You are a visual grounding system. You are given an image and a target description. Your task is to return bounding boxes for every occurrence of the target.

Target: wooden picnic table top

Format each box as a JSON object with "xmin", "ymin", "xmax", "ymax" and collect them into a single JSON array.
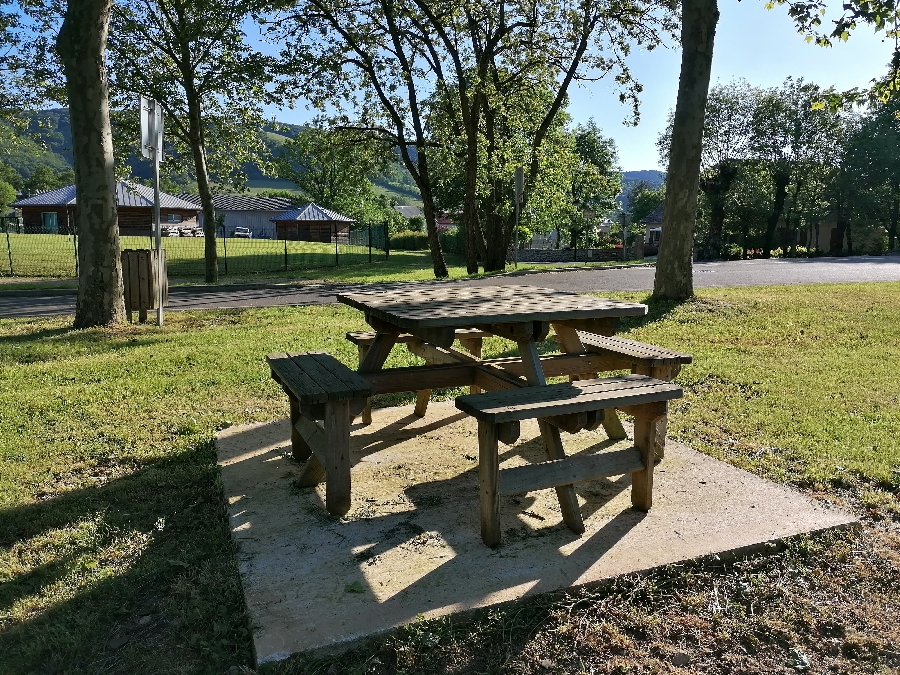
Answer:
[{"xmin": 337, "ymin": 285, "xmax": 647, "ymax": 331}]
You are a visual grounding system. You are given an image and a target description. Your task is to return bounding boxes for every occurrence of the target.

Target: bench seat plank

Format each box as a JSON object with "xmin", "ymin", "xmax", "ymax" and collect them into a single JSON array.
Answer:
[
  {"xmin": 267, "ymin": 352, "xmax": 373, "ymax": 405},
  {"xmin": 456, "ymin": 374, "xmax": 682, "ymax": 423},
  {"xmin": 579, "ymin": 332, "xmax": 692, "ymax": 366}
]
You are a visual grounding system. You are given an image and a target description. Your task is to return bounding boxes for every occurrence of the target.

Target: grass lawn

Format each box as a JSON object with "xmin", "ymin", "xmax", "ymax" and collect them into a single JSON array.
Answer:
[{"xmin": 1, "ymin": 283, "xmax": 898, "ymax": 674}]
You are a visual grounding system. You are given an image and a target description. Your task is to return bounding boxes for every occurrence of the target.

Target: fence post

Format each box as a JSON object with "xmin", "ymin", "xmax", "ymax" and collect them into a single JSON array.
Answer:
[
  {"xmin": 368, "ymin": 223, "xmax": 372, "ymax": 263},
  {"xmin": 222, "ymin": 231, "xmax": 228, "ymax": 276},
  {"xmin": 284, "ymin": 239, "xmax": 288, "ymax": 271},
  {"xmin": 334, "ymin": 223, "xmax": 339, "ymax": 266},
  {"xmin": 384, "ymin": 221, "xmax": 390, "ymax": 258},
  {"xmin": 4, "ymin": 221, "xmax": 13, "ymax": 275}
]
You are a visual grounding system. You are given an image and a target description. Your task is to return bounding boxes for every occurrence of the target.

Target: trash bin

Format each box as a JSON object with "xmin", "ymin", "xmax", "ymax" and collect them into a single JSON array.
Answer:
[{"xmin": 121, "ymin": 249, "xmax": 168, "ymax": 322}]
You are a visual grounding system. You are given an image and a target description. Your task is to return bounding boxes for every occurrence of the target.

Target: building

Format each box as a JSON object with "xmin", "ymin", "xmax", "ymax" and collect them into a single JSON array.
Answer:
[
  {"xmin": 270, "ymin": 203, "xmax": 354, "ymax": 242},
  {"xmin": 392, "ymin": 205, "xmax": 424, "ymax": 220},
  {"xmin": 176, "ymin": 194, "xmax": 294, "ymax": 239},
  {"xmin": 10, "ymin": 182, "xmax": 201, "ymax": 236}
]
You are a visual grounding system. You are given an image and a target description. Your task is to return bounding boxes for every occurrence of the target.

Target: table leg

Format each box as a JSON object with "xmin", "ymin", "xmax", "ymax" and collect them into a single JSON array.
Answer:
[
  {"xmin": 414, "ymin": 351, "xmax": 432, "ymax": 417},
  {"xmin": 553, "ymin": 322, "xmax": 627, "ymax": 439},
  {"xmin": 353, "ymin": 332, "xmax": 398, "ymax": 420},
  {"xmin": 459, "ymin": 337, "xmax": 483, "ymax": 393},
  {"xmin": 357, "ymin": 344, "xmax": 373, "ymax": 425},
  {"xmin": 517, "ymin": 339, "xmax": 585, "ymax": 535},
  {"xmin": 478, "ymin": 419, "xmax": 501, "ymax": 546}
]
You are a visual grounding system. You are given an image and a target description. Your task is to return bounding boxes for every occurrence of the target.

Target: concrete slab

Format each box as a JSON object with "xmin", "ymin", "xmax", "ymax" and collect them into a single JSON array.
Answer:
[{"xmin": 216, "ymin": 403, "xmax": 856, "ymax": 665}]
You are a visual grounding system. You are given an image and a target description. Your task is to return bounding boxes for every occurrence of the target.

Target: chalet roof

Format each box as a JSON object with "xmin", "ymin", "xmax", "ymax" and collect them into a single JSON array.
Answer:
[
  {"xmin": 270, "ymin": 202, "xmax": 354, "ymax": 222},
  {"xmin": 11, "ymin": 182, "xmax": 201, "ymax": 210},
  {"xmin": 641, "ymin": 204, "xmax": 664, "ymax": 225},
  {"xmin": 175, "ymin": 193, "xmax": 295, "ymax": 211},
  {"xmin": 392, "ymin": 205, "xmax": 424, "ymax": 219}
]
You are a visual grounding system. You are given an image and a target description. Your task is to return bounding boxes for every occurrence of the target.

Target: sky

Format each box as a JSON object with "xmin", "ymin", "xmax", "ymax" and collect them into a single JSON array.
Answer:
[{"xmin": 262, "ymin": 1, "xmax": 896, "ymax": 172}]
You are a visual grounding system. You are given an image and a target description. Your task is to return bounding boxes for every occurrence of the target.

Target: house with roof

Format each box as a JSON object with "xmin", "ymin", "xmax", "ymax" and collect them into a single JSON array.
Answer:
[
  {"xmin": 176, "ymin": 194, "xmax": 294, "ymax": 239},
  {"xmin": 271, "ymin": 203, "xmax": 354, "ymax": 242},
  {"xmin": 11, "ymin": 182, "xmax": 201, "ymax": 236}
]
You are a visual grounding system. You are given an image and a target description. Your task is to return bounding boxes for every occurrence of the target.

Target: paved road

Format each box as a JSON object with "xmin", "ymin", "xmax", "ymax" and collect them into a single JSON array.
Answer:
[{"xmin": 2, "ymin": 256, "xmax": 899, "ymax": 319}]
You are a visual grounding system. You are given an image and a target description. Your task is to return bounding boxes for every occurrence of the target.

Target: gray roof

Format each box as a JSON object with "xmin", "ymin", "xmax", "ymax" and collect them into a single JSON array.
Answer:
[
  {"xmin": 393, "ymin": 205, "xmax": 424, "ymax": 219},
  {"xmin": 641, "ymin": 204, "xmax": 664, "ymax": 225},
  {"xmin": 175, "ymin": 193, "xmax": 295, "ymax": 211},
  {"xmin": 11, "ymin": 182, "xmax": 201, "ymax": 211},
  {"xmin": 271, "ymin": 203, "xmax": 354, "ymax": 222}
]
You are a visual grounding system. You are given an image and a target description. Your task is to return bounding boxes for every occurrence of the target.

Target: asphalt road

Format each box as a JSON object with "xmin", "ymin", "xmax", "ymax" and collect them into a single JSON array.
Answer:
[{"xmin": 2, "ymin": 256, "xmax": 899, "ymax": 319}]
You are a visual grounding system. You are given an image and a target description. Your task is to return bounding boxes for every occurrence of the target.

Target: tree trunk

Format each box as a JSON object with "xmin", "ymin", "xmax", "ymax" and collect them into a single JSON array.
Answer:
[
  {"xmin": 652, "ymin": 0, "xmax": 719, "ymax": 301},
  {"xmin": 699, "ymin": 160, "xmax": 737, "ymax": 260},
  {"xmin": 762, "ymin": 168, "xmax": 790, "ymax": 258},
  {"xmin": 57, "ymin": 0, "xmax": 124, "ymax": 328},
  {"xmin": 183, "ymin": 78, "xmax": 218, "ymax": 283},
  {"xmin": 889, "ymin": 183, "xmax": 898, "ymax": 250},
  {"xmin": 415, "ymin": 152, "xmax": 448, "ymax": 278}
]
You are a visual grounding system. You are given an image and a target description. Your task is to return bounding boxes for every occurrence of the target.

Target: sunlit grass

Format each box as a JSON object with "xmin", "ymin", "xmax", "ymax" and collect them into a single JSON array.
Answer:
[{"xmin": 0, "ymin": 282, "xmax": 897, "ymax": 673}]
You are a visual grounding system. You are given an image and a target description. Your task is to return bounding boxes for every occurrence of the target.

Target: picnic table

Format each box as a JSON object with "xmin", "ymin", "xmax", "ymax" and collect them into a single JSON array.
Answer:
[{"xmin": 268, "ymin": 285, "xmax": 686, "ymax": 546}]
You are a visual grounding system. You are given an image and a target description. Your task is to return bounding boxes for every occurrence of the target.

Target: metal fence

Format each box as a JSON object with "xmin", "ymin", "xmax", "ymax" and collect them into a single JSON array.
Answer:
[{"xmin": 0, "ymin": 217, "xmax": 389, "ymax": 278}]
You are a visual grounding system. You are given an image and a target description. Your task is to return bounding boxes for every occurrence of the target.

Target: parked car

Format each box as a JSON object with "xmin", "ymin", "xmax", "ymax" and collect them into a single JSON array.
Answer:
[{"xmin": 233, "ymin": 227, "xmax": 252, "ymax": 239}]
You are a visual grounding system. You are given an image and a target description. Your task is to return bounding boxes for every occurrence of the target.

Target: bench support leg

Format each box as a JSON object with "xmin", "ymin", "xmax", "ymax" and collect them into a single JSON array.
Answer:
[
  {"xmin": 631, "ymin": 407, "xmax": 665, "ymax": 511},
  {"xmin": 289, "ymin": 396, "xmax": 311, "ymax": 462},
  {"xmin": 633, "ymin": 364, "xmax": 678, "ymax": 458},
  {"xmin": 478, "ymin": 420, "xmax": 501, "ymax": 547},
  {"xmin": 414, "ymin": 352, "xmax": 432, "ymax": 417},
  {"xmin": 518, "ymin": 339, "xmax": 585, "ymax": 535},
  {"xmin": 324, "ymin": 399, "xmax": 352, "ymax": 516}
]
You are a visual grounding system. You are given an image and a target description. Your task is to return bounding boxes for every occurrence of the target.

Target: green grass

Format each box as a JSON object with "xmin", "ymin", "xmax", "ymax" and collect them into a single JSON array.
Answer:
[{"xmin": 0, "ymin": 282, "xmax": 898, "ymax": 673}]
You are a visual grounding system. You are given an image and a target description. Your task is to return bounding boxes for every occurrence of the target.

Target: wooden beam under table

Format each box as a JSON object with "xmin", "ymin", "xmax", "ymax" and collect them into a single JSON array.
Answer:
[{"xmin": 366, "ymin": 314, "xmax": 456, "ymax": 349}]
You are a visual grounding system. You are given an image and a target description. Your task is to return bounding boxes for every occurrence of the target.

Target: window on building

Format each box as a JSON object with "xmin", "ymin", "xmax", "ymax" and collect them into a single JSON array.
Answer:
[
  {"xmin": 166, "ymin": 214, "xmax": 183, "ymax": 223},
  {"xmin": 41, "ymin": 212, "xmax": 58, "ymax": 233}
]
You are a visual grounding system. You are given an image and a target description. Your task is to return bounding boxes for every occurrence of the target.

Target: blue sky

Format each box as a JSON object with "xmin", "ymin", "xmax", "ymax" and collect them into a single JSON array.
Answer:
[{"xmin": 263, "ymin": 2, "xmax": 895, "ymax": 172}]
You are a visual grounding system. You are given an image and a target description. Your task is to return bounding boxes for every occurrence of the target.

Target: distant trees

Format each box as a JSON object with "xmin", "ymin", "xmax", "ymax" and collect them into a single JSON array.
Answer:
[
  {"xmin": 626, "ymin": 180, "xmax": 666, "ymax": 226},
  {"xmin": 657, "ymin": 76, "xmax": 894, "ymax": 261}
]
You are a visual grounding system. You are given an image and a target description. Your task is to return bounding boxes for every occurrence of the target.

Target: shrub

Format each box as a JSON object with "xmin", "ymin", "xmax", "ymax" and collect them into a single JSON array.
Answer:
[
  {"xmin": 408, "ymin": 215, "xmax": 426, "ymax": 232},
  {"xmin": 439, "ymin": 226, "xmax": 464, "ymax": 254},
  {"xmin": 390, "ymin": 230, "xmax": 429, "ymax": 250}
]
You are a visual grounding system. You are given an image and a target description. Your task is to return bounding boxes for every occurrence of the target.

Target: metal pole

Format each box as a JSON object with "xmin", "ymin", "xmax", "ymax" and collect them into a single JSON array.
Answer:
[
  {"xmin": 368, "ymin": 223, "xmax": 372, "ymax": 263},
  {"xmin": 284, "ymin": 239, "xmax": 288, "ymax": 271},
  {"xmin": 334, "ymin": 223, "xmax": 339, "ymax": 266},
  {"xmin": 153, "ymin": 142, "xmax": 163, "ymax": 326},
  {"xmin": 222, "ymin": 227, "xmax": 228, "ymax": 276},
  {"xmin": 5, "ymin": 222, "xmax": 13, "ymax": 275}
]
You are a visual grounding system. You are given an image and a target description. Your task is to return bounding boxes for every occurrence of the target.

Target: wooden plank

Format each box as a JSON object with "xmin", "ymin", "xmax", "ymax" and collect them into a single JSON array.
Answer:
[
  {"xmin": 324, "ymin": 399, "xmax": 352, "ymax": 516},
  {"xmin": 473, "ymin": 363, "xmax": 528, "ymax": 391},
  {"xmin": 414, "ymin": 350, "xmax": 433, "ymax": 417},
  {"xmin": 289, "ymin": 396, "xmax": 311, "ymax": 462},
  {"xmin": 478, "ymin": 420, "xmax": 501, "ymax": 547},
  {"xmin": 458, "ymin": 336, "xmax": 483, "ymax": 394},
  {"xmin": 456, "ymin": 377, "xmax": 682, "ymax": 423},
  {"xmin": 357, "ymin": 344, "xmax": 372, "ymax": 425},
  {"xmin": 351, "ymin": 332, "xmax": 398, "ymax": 419},
  {"xmin": 288, "ymin": 351, "xmax": 365, "ymax": 401},
  {"xmin": 482, "ymin": 353, "xmax": 621, "ymax": 378},
  {"xmin": 365, "ymin": 363, "xmax": 477, "ymax": 395},
  {"xmin": 337, "ymin": 286, "xmax": 647, "ymax": 330},
  {"xmin": 406, "ymin": 339, "xmax": 480, "ymax": 366},
  {"xmin": 579, "ymin": 332, "xmax": 692, "ymax": 365},
  {"xmin": 554, "ymin": 317, "xmax": 618, "ymax": 336},
  {"xmin": 500, "ymin": 447, "xmax": 645, "ymax": 495},
  {"xmin": 267, "ymin": 353, "xmax": 330, "ymax": 404},
  {"xmin": 305, "ymin": 351, "xmax": 373, "ymax": 398},
  {"xmin": 138, "ymin": 250, "xmax": 150, "ymax": 310},
  {"xmin": 345, "ymin": 328, "xmax": 492, "ymax": 346},
  {"xmin": 367, "ymin": 314, "xmax": 455, "ymax": 349},
  {"xmin": 128, "ymin": 251, "xmax": 140, "ymax": 310},
  {"xmin": 517, "ymin": 338, "xmax": 584, "ymax": 535}
]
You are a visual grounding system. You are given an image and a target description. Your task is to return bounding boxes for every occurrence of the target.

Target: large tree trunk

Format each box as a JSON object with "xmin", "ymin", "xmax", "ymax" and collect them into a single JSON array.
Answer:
[
  {"xmin": 415, "ymin": 152, "xmax": 448, "ymax": 278},
  {"xmin": 652, "ymin": 0, "xmax": 719, "ymax": 301},
  {"xmin": 57, "ymin": 0, "xmax": 125, "ymax": 328},
  {"xmin": 762, "ymin": 168, "xmax": 790, "ymax": 258},
  {"xmin": 183, "ymin": 78, "xmax": 218, "ymax": 283}
]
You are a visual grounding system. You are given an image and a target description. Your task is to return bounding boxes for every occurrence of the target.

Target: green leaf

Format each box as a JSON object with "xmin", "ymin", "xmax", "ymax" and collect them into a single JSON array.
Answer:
[{"xmin": 345, "ymin": 580, "xmax": 367, "ymax": 593}]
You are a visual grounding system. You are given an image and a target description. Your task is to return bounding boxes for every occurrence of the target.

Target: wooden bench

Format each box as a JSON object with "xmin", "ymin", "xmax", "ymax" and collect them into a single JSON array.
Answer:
[
  {"xmin": 578, "ymin": 332, "xmax": 692, "ymax": 381},
  {"xmin": 456, "ymin": 374, "xmax": 683, "ymax": 546},
  {"xmin": 346, "ymin": 328, "xmax": 492, "ymax": 422},
  {"xmin": 267, "ymin": 351, "xmax": 373, "ymax": 516}
]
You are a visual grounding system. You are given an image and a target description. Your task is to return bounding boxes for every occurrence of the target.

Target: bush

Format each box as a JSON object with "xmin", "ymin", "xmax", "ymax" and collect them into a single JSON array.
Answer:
[
  {"xmin": 725, "ymin": 243, "xmax": 743, "ymax": 260},
  {"xmin": 390, "ymin": 230, "xmax": 429, "ymax": 250},
  {"xmin": 408, "ymin": 215, "xmax": 425, "ymax": 232},
  {"xmin": 439, "ymin": 226, "xmax": 464, "ymax": 254}
]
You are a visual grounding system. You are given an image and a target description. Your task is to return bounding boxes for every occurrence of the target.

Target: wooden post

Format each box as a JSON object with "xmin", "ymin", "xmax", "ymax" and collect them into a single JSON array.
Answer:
[
  {"xmin": 324, "ymin": 399, "xmax": 352, "ymax": 516},
  {"xmin": 353, "ymin": 331, "xmax": 398, "ymax": 420},
  {"xmin": 478, "ymin": 420, "xmax": 501, "ymax": 547},
  {"xmin": 631, "ymin": 406, "xmax": 665, "ymax": 511},
  {"xmin": 357, "ymin": 344, "xmax": 373, "ymax": 425},
  {"xmin": 289, "ymin": 396, "xmax": 311, "ymax": 462},
  {"xmin": 518, "ymin": 339, "xmax": 585, "ymax": 534},
  {"xmin": 459, "ymin": 336, "xmax": 483, "ymax": 393}
]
